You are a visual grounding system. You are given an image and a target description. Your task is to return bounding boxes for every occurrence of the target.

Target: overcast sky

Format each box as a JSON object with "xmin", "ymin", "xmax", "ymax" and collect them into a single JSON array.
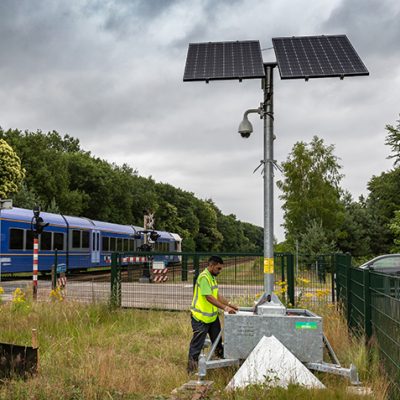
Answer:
[{"xmin": 1, "ymin": 0, "xmax": 399, "ymax": 241}]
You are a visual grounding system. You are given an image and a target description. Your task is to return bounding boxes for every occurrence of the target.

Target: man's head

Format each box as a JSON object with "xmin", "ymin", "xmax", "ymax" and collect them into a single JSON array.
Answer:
[{"xmin": 207, "ymin": 255, "xmax": 224, "ymax": 276}]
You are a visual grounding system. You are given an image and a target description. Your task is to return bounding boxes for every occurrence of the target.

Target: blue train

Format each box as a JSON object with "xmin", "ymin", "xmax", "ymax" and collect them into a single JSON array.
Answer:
[{"xmin": 0, "ymin": 207, "xmax": 182, "ymax": 274}]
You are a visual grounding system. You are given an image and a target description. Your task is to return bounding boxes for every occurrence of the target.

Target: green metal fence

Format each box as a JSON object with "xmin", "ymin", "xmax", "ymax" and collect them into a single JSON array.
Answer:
[
  {"xmin": 336, "ymin": 254, "xmax": 400, "ymax": 396},
  {"xmin": 110, "ymin": 252, "xmax": 295, "ymax": 310},
  {"xmin": 291, "ymin": 253, "xmax": 336, "ymax": 307}
]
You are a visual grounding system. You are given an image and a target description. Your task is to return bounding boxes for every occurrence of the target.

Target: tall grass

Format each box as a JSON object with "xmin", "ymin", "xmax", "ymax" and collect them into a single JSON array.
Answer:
[
  {"xmin": 0, "ymin": 293, "xmax": 390, "ymax": 399},
  {"xmin": 0, "ymin": 299, "xmax": 190, "ymax": 399}
]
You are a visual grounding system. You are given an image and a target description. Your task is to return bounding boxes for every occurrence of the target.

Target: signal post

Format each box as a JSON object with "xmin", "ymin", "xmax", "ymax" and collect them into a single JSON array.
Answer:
[{"xmin": 31, "ymin": 207, "xmax": 49, "ymax": 300}]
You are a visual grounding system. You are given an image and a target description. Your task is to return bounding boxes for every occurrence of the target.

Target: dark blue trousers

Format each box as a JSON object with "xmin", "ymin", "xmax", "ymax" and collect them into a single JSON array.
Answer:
[{"xmin": 188, "ymin": 316, "xmax": 223, "ymax": 370}]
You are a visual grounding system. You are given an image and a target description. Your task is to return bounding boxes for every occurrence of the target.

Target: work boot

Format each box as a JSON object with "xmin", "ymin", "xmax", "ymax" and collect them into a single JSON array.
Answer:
[
  {"xmin": 187, "ymin": 359, "xmax": 198, "ymax": 374},
  {"xmin": 214, "ymin": 346, "xmax": 224, "ymax": 360}
]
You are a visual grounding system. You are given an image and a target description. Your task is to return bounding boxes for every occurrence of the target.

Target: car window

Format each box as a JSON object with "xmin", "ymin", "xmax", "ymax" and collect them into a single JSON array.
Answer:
[{"xmin": 372, "ymin": 256, "xmax": 400, "ymax": 269}]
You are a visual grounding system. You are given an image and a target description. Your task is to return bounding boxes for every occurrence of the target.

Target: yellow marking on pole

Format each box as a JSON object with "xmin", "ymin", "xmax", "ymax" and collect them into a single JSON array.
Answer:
[{"xmin": 264, "ymin": 258, "xmax": 274, "ymax": 274}]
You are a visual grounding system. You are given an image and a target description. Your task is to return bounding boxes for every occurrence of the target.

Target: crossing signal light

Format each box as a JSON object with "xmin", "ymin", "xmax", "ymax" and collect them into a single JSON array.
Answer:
[
  {"xmin": 35, "ymin": 216, "xmax": 49, "ymax": 234},
  {"xmin": 149, "ymin": 231, "xmax": 160, "ymax": 242}
]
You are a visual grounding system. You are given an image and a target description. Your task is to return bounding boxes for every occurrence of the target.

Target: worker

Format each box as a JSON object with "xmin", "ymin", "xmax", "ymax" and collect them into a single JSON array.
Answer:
[{"xmin": 187, "ymin": 255, "xmax": 238, "ymax": 373}]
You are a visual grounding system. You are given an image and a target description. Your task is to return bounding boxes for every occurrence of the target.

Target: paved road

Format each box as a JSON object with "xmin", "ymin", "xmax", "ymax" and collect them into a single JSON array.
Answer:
[
  {"xmin": 0, "ymin": 279, "xmax": 263, "ymax": 309},
  {"xmin": 0, "ymin": 279, "xmax": 332, "ymax": 309}
]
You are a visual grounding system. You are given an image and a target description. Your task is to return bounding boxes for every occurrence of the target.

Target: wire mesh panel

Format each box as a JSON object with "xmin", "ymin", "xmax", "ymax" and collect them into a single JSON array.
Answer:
[
  {"xmin": 348, "ymin": 267, "xmax": 365, "ymax": 330},
  {"xmin": 335, "ymin": 256, "xmax": 400, "ymax": 396},
  {"xmin": 118, "ymin": 253, "xmax": 266, "ymax": 310},
  {"xmin": 111, "ymin": 252, "xmax": 300, "ymax": 311},
  {"xmin": 370, "ymin": 272, "xmax": 400, "ymax": 395},
  {"xmin": 0, "ymin": 270, "xmax": 112, "ymax": 304},
  {"xmin": 293, "ymin": 253, "xmax": 336, "ymax": 307},
  {"xmin": 57, "ymin": 270, "xmax": 111, "ymax": 304},
  {"xmin": 335, "ymin": 254, "xmax": 349, "ymax": 304}
]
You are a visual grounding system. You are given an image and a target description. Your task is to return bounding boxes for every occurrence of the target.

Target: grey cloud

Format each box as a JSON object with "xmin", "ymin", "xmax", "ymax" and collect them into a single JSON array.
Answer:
[
  {"xmin": 1, "ymin": 0, "xmax": 399, "ymax": 240},
  {"xmin": 322, "ymin": 0, "xmax": 400, "ymax": 57}
]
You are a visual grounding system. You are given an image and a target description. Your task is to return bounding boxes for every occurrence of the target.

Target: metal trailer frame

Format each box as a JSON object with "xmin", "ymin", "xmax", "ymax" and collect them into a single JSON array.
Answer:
[{"xmin": 197, "ymin": 300, "xmax": 360, "ymax": 386}]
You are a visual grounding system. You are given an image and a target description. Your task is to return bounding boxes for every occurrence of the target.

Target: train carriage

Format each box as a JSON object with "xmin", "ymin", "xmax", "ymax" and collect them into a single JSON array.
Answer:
[{"xmin": 0, "ymin": 207, "xmax": 181, "ymax": 275}]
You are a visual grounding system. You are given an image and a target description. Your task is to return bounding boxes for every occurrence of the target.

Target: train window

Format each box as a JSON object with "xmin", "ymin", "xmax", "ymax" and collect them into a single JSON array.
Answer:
[
  {"xmin": 117, "ymin": 238, "xmax": 123, "ymax": 251},
  {"xmin": 72, "ymin": 230, "xmax": 80, "ymax": 248},
  {"xmin": 26, "ymin": 230, "xmax": 34, "ymax": 250},
  {"xmin": 97, "ymin": 233, "xmax": 100, "ymax": 251},
  {"xmin": 123, "ymin": 239, "xmax": 128, "ymax": 251},
  {"xmin": 9, "ymin": 228, "xmax": 24, "ymax": 250},
  {"xmin": 82, "ymin": 231, "xmax": 89, "ymax": 248},
  {"xmin": 102, "ymin": 236, "xmax": 109, "ymax": 251},
  {"xmin": 54, "ymin": 232, "xmax": 64, "ymax": 251},
  {"xmin": 129, "ymin": 239, "xmax": 135, "ymax": 251},
  {"xmin": 40, "ymin": 231, "xmax": 52, "ymax": 251},
  {"xmin": 110, "ymin": 237, "xmax": 116, "ymax": 251}
]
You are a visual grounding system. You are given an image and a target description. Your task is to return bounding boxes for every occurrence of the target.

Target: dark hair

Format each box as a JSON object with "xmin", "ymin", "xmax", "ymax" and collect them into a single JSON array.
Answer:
[{"xmin": 208, "ymin": 255, "xmax": 223, "ymax": 265}]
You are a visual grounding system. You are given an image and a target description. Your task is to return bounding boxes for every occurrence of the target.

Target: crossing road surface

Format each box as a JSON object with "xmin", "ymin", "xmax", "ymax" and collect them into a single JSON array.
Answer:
[
  {"xmin": 0, "ymin": 280, "xmax": 332, "ymax": 310},
  {"xmin": 0, "ymin": 280, "xmax": 264, "ymax": 310}
]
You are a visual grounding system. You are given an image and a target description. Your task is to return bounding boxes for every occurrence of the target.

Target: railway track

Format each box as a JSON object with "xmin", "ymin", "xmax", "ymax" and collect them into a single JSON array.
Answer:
[{"xmin": 0, "ymin": 256, "xmax": 260, "ymax": 283}]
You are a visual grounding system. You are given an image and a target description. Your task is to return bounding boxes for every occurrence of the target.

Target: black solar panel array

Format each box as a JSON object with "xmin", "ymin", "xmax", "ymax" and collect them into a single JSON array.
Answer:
[
  {"xmin": 272, "ymin": 35, "xmax": 369, "ymax": 80},
  {"xmin": 183, "ymin": 40, "xmax": 265, "ymax": 82}
]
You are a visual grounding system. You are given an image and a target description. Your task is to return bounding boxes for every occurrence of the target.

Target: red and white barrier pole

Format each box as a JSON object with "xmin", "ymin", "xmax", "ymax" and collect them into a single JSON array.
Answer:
[{"xmin": 33, "ymin": 237, "xmax": 38, "ymax": 300}]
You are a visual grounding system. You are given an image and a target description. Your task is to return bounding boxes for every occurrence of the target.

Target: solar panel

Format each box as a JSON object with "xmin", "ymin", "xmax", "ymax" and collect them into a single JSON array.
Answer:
[
  {"xmin": 272, "ymin": 35, "xmax": 369, "ymax": 80},
  {"xmin": 183, "ymin": 40, "xmax": 266, "ymax": 82}
]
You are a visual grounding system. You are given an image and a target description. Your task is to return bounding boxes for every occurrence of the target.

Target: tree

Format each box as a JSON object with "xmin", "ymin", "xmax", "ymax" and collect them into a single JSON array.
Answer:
[
  {"xmin": 13, "ymin": 182, "xmax": 42, "ymax": 209},
  {"xmin": 366, "ymin": 168, "xmax": 400, "ymax": 254},
  {"xmin": 385, "ymin": 116, "xmax": 400, "ymax": 165},
  {"xmin": 362, "ymin": 115, "xmax": 400, "ymax": 255},
  {"xmin": 389, "ymin": 210, "xmax": 400, "ymax": 252},
  {"xmin": 0, "ymin": 139, "xmax": 25, "ymax": 198},
  {"xmin": 299, "ymin": 219, "xmax": 336, "ymax": 267},
  {"xmin": 336, "ymin": 192, "xmax": 372, "ymax": 257},
  {"xmin": 194, "ymin": 199, "xmax": 223, "ymax": 251},
  {"xmin": 1, "ymin": 127, "xmax": 264, "ymax": 251},
  {"xmin": 277, "ymin": 136, "xmax": 344, "ymax": 248}
]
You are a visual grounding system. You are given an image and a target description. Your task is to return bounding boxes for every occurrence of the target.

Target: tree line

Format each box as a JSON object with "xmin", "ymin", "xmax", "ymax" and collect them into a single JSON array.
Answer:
[
  {"xmin": 1, "ymin": 115, "xmax": 399, "ymax": 258},
  {"xmin": 0, "ymin": 128, "xmax": 262, "ymax": 252},
  {"xmin": 276, "ymin": 116, "xmax": 400, "ymax": 262}
]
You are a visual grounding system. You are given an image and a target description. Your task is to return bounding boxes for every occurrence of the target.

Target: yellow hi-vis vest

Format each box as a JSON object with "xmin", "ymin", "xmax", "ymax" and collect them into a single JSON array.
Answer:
[{"xmin": 191, "ymin": 268, "xmax": 219, "ymax": 323}]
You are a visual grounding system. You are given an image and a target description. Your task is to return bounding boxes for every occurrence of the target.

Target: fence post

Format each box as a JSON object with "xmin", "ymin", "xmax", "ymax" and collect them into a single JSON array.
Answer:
[
  {"xmin": 286, "ymin": 253, "xmax": 295, "ymax": 307},
  {"xmin": 334, "ymin": 253, "xmax": 342, "ymax": 305},
  {"xmin": 51, "ymin": 249, "xmax": 58, "ymax": 290},
  {"xmin": 281, "ymin": 255, "xmax": 285, "ymax": 283},
  {"xmin": 331, "ymin": 254, "xmax": 335, "ymax": 303},
  {"xmin": 110, "ymin": 253, "xmax": 121, "ymax": 308},
  {"xmin": 234, "ymin": 256, "xmax": 237, "ymax": 282},
  {"xmin": 181, "ymin": 254, "xmax": 188, "ymax": 281},
  {"xmin": 345, "ymin": 255, "xmax": 352, "ymax": 328},
  {"xmin": 363, "ymin": 268, "xmax": 372, "ymax": 340},
  {"xmin": 193, "ymin": 254, "xmax": 200, "ymax": 290}
]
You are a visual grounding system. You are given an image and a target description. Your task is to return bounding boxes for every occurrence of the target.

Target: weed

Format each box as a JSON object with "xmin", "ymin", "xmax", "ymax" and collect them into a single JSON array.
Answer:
[{"xmin": 0, "ymin": 299, "xmax": 390, "ymax": 399}]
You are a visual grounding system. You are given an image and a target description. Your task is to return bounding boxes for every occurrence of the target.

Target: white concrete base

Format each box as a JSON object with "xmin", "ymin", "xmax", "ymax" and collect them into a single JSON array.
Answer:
[{"xmin": 226, "ymin": 335, "xmax": 325, "ymax": 391}]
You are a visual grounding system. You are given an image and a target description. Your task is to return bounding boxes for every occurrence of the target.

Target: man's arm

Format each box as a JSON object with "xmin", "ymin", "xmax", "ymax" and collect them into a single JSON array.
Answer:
[
  {"xmin": 217, "ymin": 293, "xmax": 239, "ymax": 311},
  {"xmin": 206, "ymin": 295, "xmax": 237, "ymax": 314}
]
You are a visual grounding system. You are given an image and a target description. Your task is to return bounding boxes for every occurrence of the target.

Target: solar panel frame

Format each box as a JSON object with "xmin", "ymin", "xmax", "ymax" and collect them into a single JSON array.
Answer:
[
  {"xmin": 272, "ymin": 35, "xmax": 369, "ymax": 80},
  {"xmin": 183, "ymin": 40, "xmax": 266, "ymax": 82}
]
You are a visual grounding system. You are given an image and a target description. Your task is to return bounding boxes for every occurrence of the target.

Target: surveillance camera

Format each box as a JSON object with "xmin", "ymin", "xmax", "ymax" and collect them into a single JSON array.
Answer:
[
  {"xmin": 238, "ymin": 116, "xmax": 253, "ymax": 138},
  {"xmin": 240, "ymin": 131, "xmax": 251, "ymax": 138}
]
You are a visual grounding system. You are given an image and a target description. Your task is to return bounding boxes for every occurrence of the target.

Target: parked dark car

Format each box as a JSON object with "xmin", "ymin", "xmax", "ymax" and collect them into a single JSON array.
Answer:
[{"xmin": 359, "ymin": 254, "xmax": 400, "ymax": 275}]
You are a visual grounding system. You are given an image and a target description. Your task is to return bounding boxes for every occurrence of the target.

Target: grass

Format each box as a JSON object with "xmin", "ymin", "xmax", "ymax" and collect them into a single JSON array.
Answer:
[{"xmin": 0, "ymin": 290, "xmax": 391, "ymax": 400}]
